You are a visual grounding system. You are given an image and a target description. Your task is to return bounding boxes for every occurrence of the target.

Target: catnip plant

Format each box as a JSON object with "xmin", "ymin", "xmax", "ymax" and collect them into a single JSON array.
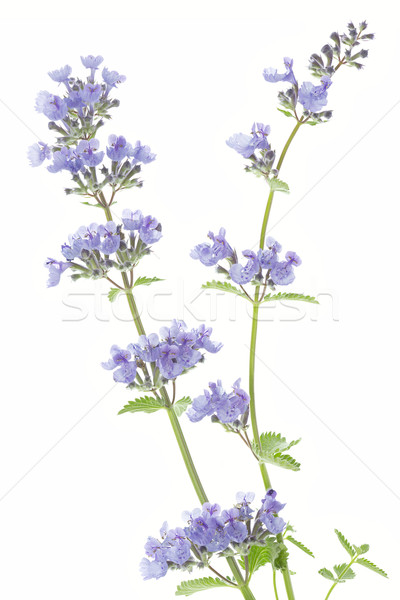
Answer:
[{"xmin": 31, "ymin": 21, "xmax": 388, "ymax": 600}]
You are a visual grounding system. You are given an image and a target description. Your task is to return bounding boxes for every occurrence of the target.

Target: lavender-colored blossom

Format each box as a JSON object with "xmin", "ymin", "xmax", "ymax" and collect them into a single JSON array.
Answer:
[
  {"xmin": 47, "ymin": 147, "xmax": 83, "ymax": 174},
  {"xmin": 139, "ymin": 216, "xmax": 162, "ymax": 245},
  {"xmin": 66, "ymin": 90, "xmax": 85, "ymax": 111},
  {"xmin": 35, "ymin": 91, "xmax": 68, "ymax": 121},
  {"xmin": 230, "ymin": 250, "xmax": 259, "ymax": 284},
  {"xmin": 102, "ymin": 67, "xmax": 126, "ymax": 95},
  {"xmin": 101, "ymin": 345, "xmax": 137, "ymax": 383},
  {"xmin": 81, "ymin": 55, "xmax": 104, "ymax": 69},
  {"xmin": 298, "ymin": 76, "xmax": 332, "ymax": 112},
  {"xmin": 45, "ymin": 258, "xmax": 71, "ymax": 287},
  {"xmin": 285, "ymin": 250, "xmax": 302, "ymax": 266},
  {"xmin": 76, "ymin": 139, "xmax": 104, "ymax": 167},
  {"xmin": 106, "ymin": 135, "xmax": 132, "ymax": 162},
  {"xmin": 263, "ymin": 57, "xmax": 297, "ymax": 86},
  {"xmin": 129, "ymin": 141, "xmax": 156, "ymax": 164},
  {"xmin": 226, "ymin": 132, "xmax": 258, "ymax": 158},
  {"xmin": 270, "ymin": 261, "xmax": 295, "ymax": 286},
  {"xmin": 139, "ymin": 558, "xmax": 167, "ymax": 580},
  {"xmin": 98, "ymin": 221, "xmax": 121, "ymax": 254},
  {"xmin": 121, "ymin": 208, "xmax": 144, "ymax": 231},
  {"xmin": 193, "ymin": 324, "xmax": 222, "ymax": 354},
  {"xmin": 27, "ymin": 142, "xmax": 52, "ymax": 167},
  {"xmin": 48, "ymin": 65, "xmax": 72, "ymax": 84},
  {"xmin": 165, "ymin": 528, "xmax": 191, "ymax": 565},
  {"xmin": 236, "ymin": 492, "xmax": 255, "ymax": 519},
  {"xmin": 221, "ymin": 508, "xmax": 248, "ymax": 543},
  {"xmin": 187, "ymin": 379, "xmax": 249, "ymax": 424},
  {"xmin": 258, "ymin": 236, "xmax": 282, "ymax": 270},
  {"xmin": 129, "ymin": 334, "xmax": 161, "ymax": 362},
  {"xmin": 190, "ymin": 227, "xmax": 233, "ymax": 267},
  {"xmin": 258, "ymin": 489, "xmax": 286, "ymax": 535},
  {"xmin": 81, "ymin": 83, "xmax": 102, "ymax": 104}
]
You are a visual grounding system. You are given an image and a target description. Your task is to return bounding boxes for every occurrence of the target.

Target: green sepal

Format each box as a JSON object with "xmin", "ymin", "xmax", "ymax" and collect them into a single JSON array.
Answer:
[
  {"xmin": 173, "ymin": 397, "xmax": 192, "ymax": 417},
  {"xmin": 175, "ymin": 577, "xmax": 231, "ymax": 596},
  {"xmin": 118, "ymin": 396, "xmax": 165, "ymax": 415}
]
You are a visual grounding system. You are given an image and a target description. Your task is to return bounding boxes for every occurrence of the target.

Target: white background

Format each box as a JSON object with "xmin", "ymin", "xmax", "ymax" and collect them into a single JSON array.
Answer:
[{"xmin": 1, "ymin": 2, "xmax": 399, "ymax": 599}]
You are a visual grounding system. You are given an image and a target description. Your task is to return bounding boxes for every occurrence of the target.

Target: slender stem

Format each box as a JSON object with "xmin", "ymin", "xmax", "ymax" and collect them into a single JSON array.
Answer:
[
  {"xmin": 248, "ymin": 121, "xmax": 304, "ymax": 599},
  {"xmin": 324, "ymin": 558, "xmax": 357, "ymax": 600},
  {"xmin": 273, "ymin": 570, "xmax": 280, "ymax": 600},
  {"xmin": 100, "ymin": 204, "xmax": 257, "ymax": 600},
  {"xmin": 208, "ymin": 565, "xmax": 238, "ymax": 587}
]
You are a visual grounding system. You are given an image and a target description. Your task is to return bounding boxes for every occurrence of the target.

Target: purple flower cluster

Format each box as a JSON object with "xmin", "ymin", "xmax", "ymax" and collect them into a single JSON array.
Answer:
[
  {"xmin": 187, "ymin": 380, "xmax": 249, "ymax": 424},
  {"xmin": 140, "ymin": 490, "xmax": 286, "ymax": 581},
  {"xmin": 191, "ymin": 231, "xmax": 301, "ymax": 287},
  {"xmin": 45, "ymin": 214, "xmax": 161, "ymax": 287},
  {"xmin": 263, "ymin": 56, "xmax": 332, "ymax": 114},
  {"xmin": 102, "ymin": 320, "xmax": 222, "ymax": 383},
  {"xmin": 28, "ymin": 56, "xmax": 155, "ymax": 196}
]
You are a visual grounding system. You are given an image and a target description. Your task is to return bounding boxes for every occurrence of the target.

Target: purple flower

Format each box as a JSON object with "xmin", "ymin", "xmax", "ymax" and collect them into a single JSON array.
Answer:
[
  {"xmin": 129, "ymin": 334, "xmax": 161, "ymax": 362},
  {"xmin": 66, "ymin": 90, "xmax": 85, "ymax": 112},
  {"xmin": 270, "ymin": 261, "xmax": 295, "ymax": 286},
  {"xmin": 263, "ymin": 57, "xmax": 297, "ymax": 86},
  {"xmin": 139, "ymin": 215, "xmax": 162, "ymax": 245},
  {"xmin": 230, "ymin": 250, "xmax": 259, "ymax": 284},
  {"xmin": 191, "ymin": 227, "xmax": 233, "ymax": 267},
  {"xmin": 236, "ymin": 492, "xmax": 255, "ymax": 519},
  {"xmin": 76, "ymin": 139, "xmax": 104, "ymax": 167},
  {"xmin": 258, "ymin": 237, "xmax": 282, "ymax": 270},
  {"xmin": 122, "ymin": 209, "xmax": 143, "ymax": 231},
  {"xmin": 139, "ymin": 558, "xmax": 167, "ymax": 580},
  {"xmin": 102, "ymin": 67, "xmax": 126, "ymax": 95},
  {"xmin": 226, "ymin": 132, "xmax": 257, "ymax": 158},
  {"xmin": 298, "ymin": 76, "xmax": 332, "ymax": 112},
  {"xmin": 35, "ymin": 91, "xmax": 68, "ymax": 121},
  {"xmin": 193, "ymin": 324, "xmax": 222, "ymax": 354},
  {"xmin": 221, "ymin": 508, "xmax": 248, "ymax": 543},
  {"xmin": 81, "ymin": 55, "xmax": 104, "ymax": 69},
  {"xmin": 81, "ymin": 83, "xmax": 102, "ymax": 104},
  {"xmin": 48, "ymin": 65, "xmax": 72, "ymax": 84},
  {"xmin": 98, "ymin": 221, "xmax": 121, "ymax": 254},
  {"xmin": 47, "ymin": 147, "xmax": 83, "ymax": 174},
  {"xmin": 106, "ymin": 135, "xmax": 131, "ymax": 162},
  {"xmin": 285, "ymin": 250, "xmax": 302, "ymax": 266},
  {"xmin": 45, "ymin": 258, "xmax": 71, "ymax": 287},
  {"xmin": 27, "ymin": 142, "xmax": 52, "ymax": 167},
  {"xmin": 101, "ymin": 345, "xmax": 137, "ymax": 383},
  {"xmin": 129, "ymin": 141, "xmax": 156, "ymax": 164},
  {"xmin": 165, "ymin": 528, "xmax": 191, "ymax": 565},
  {"xmin": 258, "ymin": 489, "xmax": 286, "ymax": 535}
]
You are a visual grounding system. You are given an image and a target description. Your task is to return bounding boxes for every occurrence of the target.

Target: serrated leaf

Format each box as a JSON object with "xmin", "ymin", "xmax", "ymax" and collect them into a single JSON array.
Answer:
[
  {"xmin": 286, "ymin": 536, "xmax": 315, "ymax": 558},
  {"xmin": 175, "ymin": 577, "xmax": 230, "ymax": 596},
  {"xmin": 108, "ymin": 287, "xmax": 123, "ymax": 303},
  {"xmin": 277, "ymin": 108, "xmax": 295, "ymax": 118},
  {"xmin": 319, "ymin": 568, "xmax": 336, "ymax": 581},
  {"xmin": 238, "ymin": 540, "xmax": 279, "ymax": 576},
  {"xmin": 252, "ymin": 432, "xmax": 301, "ymax": 471},
  {"xmin": 268, "ymin": 178, "xmax": 290, "ymax": 193},
  {"xmin": 133, "ymin": 276, "xmax": 164, "ymax": 288},
  {"xmin": 334, "ymin": 564, "xmax": 356, "ymax": 581},
  {"xmin": 173, "ymin": 397, "xmax": 192, "ymax": 417},
  {"xmin": 201, "ymin": 280, "xmax": 249, "ymax": 301},
  {"xmin": 118, "ymin": 396, "xmax": 165, "ymax": 415},
  {"xmin": 334, "ymin": 530, "xmax": 355, "ymax": 557},
  {"xmin": 260, "ymin": 292, "xmax": 319, "ymax": 305},
  {"xmin": 356, "ymin": 558, "xmax": 388, "ymax": 578}
]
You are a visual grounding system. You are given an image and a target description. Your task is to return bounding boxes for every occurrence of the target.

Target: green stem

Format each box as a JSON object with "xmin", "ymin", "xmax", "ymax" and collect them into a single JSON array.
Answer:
[
  {"xmin": 101, "ymin": 204, "xmax": 256, "ymax": 599},
  {"xmin": 273, "ymin": 569, "xmax": 280, "ymax": 600},
  {"xmin": 324, "ymin": 558, "xmax": 357, "ymax": 600},
  {"xmin": 248, "ymin": 121, "xmax": 304, "ymax": 600}
]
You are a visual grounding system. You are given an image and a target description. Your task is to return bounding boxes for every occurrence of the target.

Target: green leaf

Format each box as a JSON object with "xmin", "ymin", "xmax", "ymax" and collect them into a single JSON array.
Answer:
[
  {"xmin": 252, "ymin": 432, "xmax": 301, "ymax": 472},
  {"xmin": 133, "ymin": 276, "xmax": 164, "ymax": 288},
  {"xmin": 356, "ymin": 558, "xmax": 388, "ymax": 578},
  {"xmin": 354, "ymin": 544, "xmax": 370, "ymax": 555},
  {"xmin": 334, "ymin": 530, "xmax": 355, "ymax": 557},
  {"xmin": 108, "ymin": 287, "xmax": 123, "ymax": 303},
  {"xmin": 277, "ymin": 108, "xmax": 295, "ymax": 119},
  {"xmin": 286, "ymin": 535, "xmax": 315, "ymax": 558},
  {"xmin": 201, "ymin": 280, "xmax": 249, "ymax": 301},
  {"xmin": 81, "ymin": 201, "xmax": 104, "ymax": 208},
  {"xmin": 175, "ymin": 577, "xmax": 230, "ymax": 596},
  {"xmin": 334, "ymin": 564, "xmax": 356, "ymax": 581},
  {"xmin": 260, "ymin": 292, "xmax": 319, "ymax": 305},
  {"xmin": 118, "ymin": 396, "xmax": 165, "ymax": 415},
  {"xmin": 238, "ymin": 540, "xmax": 279, "ymax": 575},
  {"xmin": 319, "ymin": 568, "xmax": 336, "ymax": 581},
  {"xmin": 267, "ymin": 178, "xmax": 290, "ymax": 193},
  {"xmin": 173, "ymin": 397, "xmax": 192, "ymax": 417}
]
